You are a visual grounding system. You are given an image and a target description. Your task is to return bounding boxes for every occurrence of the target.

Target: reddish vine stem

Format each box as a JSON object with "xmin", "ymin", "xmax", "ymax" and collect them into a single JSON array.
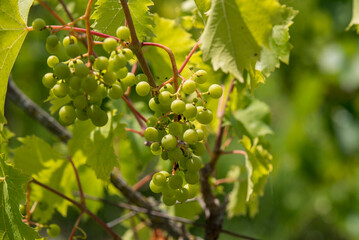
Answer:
[
  {"xmin": 142, "ymin": 42, "xmax": 179, "ymax": 91},
  {"xmin": 58, "ymin": 0, "xmax": 74, "ymax": 21},
  {"xmin": 221, "ymin": 150, "xmax": 247, "ymax": 156},
  {"xmin": 178, "ymin": 41, "xmax": 200, "ymax": 73},
  {"xmin": 84, "ymin": 0, "xmax": 95, "ymax": 65},
  {"xmin": 132, "ymin": 173, "xmax": 153, "ymax": 191},
  {"xmin": 119, "ymin": 0, "xmax": 156, "ymax": 89},
  {"xmin": 31, "ymin": 179, "xmax": 121, "ymax": 239},
  {"xmin": 125, "ymin": 128, "xmax": 144, "ymax": 136},
  {"xmin": 122, "ymin": 96, "xmax": 147, "ymax": 123},
  {"xmin": 67, "ymin": 156, "xmax": 86, "ymax": 205},
  {"xmin": 69, "ymin": 210, "xmax": 85, "ymax": 240},
  {"xmin": 37, "ymin": 0, "xmax": 66, "ymax": 25}
]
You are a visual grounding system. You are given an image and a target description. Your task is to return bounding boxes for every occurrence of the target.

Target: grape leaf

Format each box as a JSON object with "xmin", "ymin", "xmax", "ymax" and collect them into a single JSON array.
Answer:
[
  {"xmin": 68, "ymin": 120, "xmax": 95, "ymax": 156},
  {"xmin": 348, "ymin": 0, "xmax": 359, "ymax": 31},
  {"xmin": 201, "ymin": 0, "xmax": 283, "ymax": 81},
  {"xmin": 227, "ymin": 136, "xmax": 272, "ymax": 217},
  {"xmin": 194, "ymin": 0, "xmax": 210, "ymax": 23},
  {"xmin": 12, "ymin": 136, "xmax": 63, "ymax": 175},
  {"xmin": 0, "ymin": 0, "xmax": 30, "ymax": 123},
  {"xmin": 18, "ymin": 0, "xmax": 34, "ymax": 23},
  {"xmin": 91, "ymin": 0, "xmax": 154, "ymax": 41},
  {"xmin": 144, "ymin": 15, "xmax": 196, "ymax": 81},
  {"xmin": 0, "ymin": 155, "xmax": 39, "ymax": 239}
]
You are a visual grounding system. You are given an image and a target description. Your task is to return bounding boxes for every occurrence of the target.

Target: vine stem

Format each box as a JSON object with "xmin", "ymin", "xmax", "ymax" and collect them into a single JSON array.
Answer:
[
  {"xmin": 142, "ymin": 42, "xmax": 179, "ymax": 91},
  {"xmin": 84, "ymin": 0, "xmax": 95, "ymax": 64},
  {"xmin": 221, "ymin": 150, "xmax": 247, "ymax": 156},
  {"xmin": 125, "ymin": 128, "xmax": 144, "ymax": 136},
  {"xmin": 178, "ymin": 41, "xmax": 200, "ymax": 74},
  {"xmin": 67, "ymin": 156, "xmax": 86, "ymax": 205},
  {"xmin": 132, "ymin": 173, "xmax": 153, "ymax": 191},
  {"xmin": 37, "ymin": 0, "xmax": 66, "ymax": 25},
  {"xmin": 58, "ymin": 0, "xmax": 74, "ymax": 21},
  {"xmin": 30, "ymin": 179, "xmax": 121, "ymax": 240},
  {"xmin": 69, "ymin": 211, "xmax": 85, "ymax": 240},
  {"xmin": 122, "ymin": 96, "xmax": 147, "ymax": 123},
  {"xmin": 119, "ymin": 0, "xmax": 157, "ymax": 89}
]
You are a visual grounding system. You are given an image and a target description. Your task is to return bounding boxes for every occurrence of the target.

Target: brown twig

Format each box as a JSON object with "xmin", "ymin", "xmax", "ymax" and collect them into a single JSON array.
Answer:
[
  {"xmin": 178, "ymin": 41, "xmax": 200, "ymax": 73},
  {"xmin": 125, "ymin": 128, "xmax": 144, "ymax": 136},
  {"xmin": 58, "ymin": 0, "xmax": 74, "ymax": 21},
  {"xmin": 37, "ymin": 0, "xmax": 66, "ymax": 25},
  {"xmin": 132, "ymin": 173, "xmax": 153, "ymax": 191},
  {"xmin": 84, "ymin": 0, "xmax": 95, "ymax": 65},
  {"xmin": 67, "ymin": 156, "xmax": 86, "ymax": 205},
  {"xmin": 69, "ymin": 210, "xmax": 85, "ymax": 240}
]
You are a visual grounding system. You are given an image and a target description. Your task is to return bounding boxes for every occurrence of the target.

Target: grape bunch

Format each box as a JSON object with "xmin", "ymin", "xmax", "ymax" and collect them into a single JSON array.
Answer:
[{"xmin": 145, "ymin": 70, "xmax": 223, "ymax": 205}]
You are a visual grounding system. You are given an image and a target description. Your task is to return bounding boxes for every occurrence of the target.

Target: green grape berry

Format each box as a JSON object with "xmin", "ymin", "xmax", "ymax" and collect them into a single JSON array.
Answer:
[
  {"xmin": 32, "ymin": 18, "xmax": 46, "ymax": 31},
  {"xmin": 208, "ymin": 84, "xmax": 223, "ymax": 99},
  {"xmin": 171, "ymin": 99, "xmax": 186, "ymax": 114},
  {"xmin": 46, "ymin": 35, "xmax": 60, "ymax": 48},
  {"xmin": 95, "ymin": 56, "xmax": 109, "ymax": 70},
  {"xmin": 81, "ymin": 76, "xmax": 98, "ymax": 94},
  {"xmin": 66, "ymin": 44, "xmax": 81, "ymax": 58},
  {"xmin": 182, "ymin": 80, "xmax": 196, "ymax": 94},
  {"xmin": 162, "ymin": 195, "xmax": 176, "ymax": 206},
  {"xmin": 168, "ymin": 148, "xmax": 184, "ymax": 162},
  {"xmin": 144, "ymin": 127, "xmax": 159, "ymax": 142},
  {"xmin": 90, "ymin": 109, "xmax": 108, "ymax": 127},
  {"xmin": 121, "ymin": 73, "xmax": 136, "ymax": 87},
  {"xmin": 76, "ymin": 108, "xmax": 88, "ymax": 121},
  {"xmin": 69, "ymin": 76, "xmax": 82, "ymax": 90},
  {"xmin": 146, "ymin": 116, "xmax": 157, "ymax": 127},
  {"xmin": 196, "ymin": 108, "xmax": 213, "ymax": 124},
  {"xmin": 59, "ymin": 105, "xmax": 76, "ymax": 125},
  {"xmin": 150, "ymin": 142, "xmax": 162, "ymax": 155},
  {"xmin": 121, "ymin": 48, "xmax": 133, "ymax": 60},
  {"xmin": 168, "ymin": 174, "xmax": 183, "ymax": 189},
  {"xmin": 193, "ymin": 142, "xmax": 206, "ymax": 156},
  {"xmin": 103, "ymin": 38, "xmax": 118, "ymax": 52},
  {"xmin": 52, "ymin": 82, "xmax": 69, "ymax": 98},
  {"xmin": 42, "ymin": 73, "xmax": 57, "ymax": 88},
  {"xmin": 150, "ymin": 180, "xmax": 163, "ymax": 193},
  {"xmin": 161, "ymin": 134, "xmax": 177, "ymax": 150},
  {"xmin": 185, "ymin": 171, "xmax": 200, "ymax": 184},
  {"xmin": 175, "ymin": 188, "xmax": 189, "ymax": 203},
  {"xmin": 47, "ymin": 55, "xmax": 59, "ymax": 68},
  {"xmin": 116, "ymin": 26, "xmax": 130, "ymax": 41},
  {"xmin": 186, "ymin": 156, "xmax": 202, "ymax": 171},
  {"xmin": 73, "ymin": 95, "xmax": 87, "ymax": 109},
  {"xmin": 184, "ymin": 184, "xmax": 199, "ymax": 199},
  {"xmin": 53, "ymin": 63, "xmax": 71, "ymax": 79},
  {"xmin": 193, "ymin": 70, "xmax": 208, "ymax": 84},
  {"xmin": 168, "ymin": 122, "xmax": 182, "ymax": 137},
  {"xmin": 196, "ymin": 129, "xmax": 205, "ymax": 140},
  {"xmin": 136, "ymin": 81, "xmax": 151, "ymax": 96},
  {"xmin": 152, "ymin": 172, "xmax": 166, "ymax": 186},
  {"xmin": 63, "ymin": 36, "xmax": 78, "ymax": 47},
  {"xmin": 116, "ymin": 67, "xmax": 128, "ymax": 79},
  {"xmin": 135, "ymin": 74, "xmax": 148, "ymax": 84},
  {"xmin": 103, "ymin": 71, "xmax": 117, "ymax": 86},
  {"xmin": 47, "ymin": 224, "xmax": 61, "ymax": 238},
  {"xmin": 160, "ymin": 83, "xmax": 175, "ymax": 93},
  {"xmin": 183, "ymin": 104, "xmax": 197, "ymax": 119},
  {"xmin": 109, "ymin": 84, "xmax": 124, "ymax": 99},
  {"xmin": 183, "ymin": 129, "xmax": 198, "ymax": 144},
  {"xmin": 75, "ymin": 64, "xmax": 89, "ymax": 78}
]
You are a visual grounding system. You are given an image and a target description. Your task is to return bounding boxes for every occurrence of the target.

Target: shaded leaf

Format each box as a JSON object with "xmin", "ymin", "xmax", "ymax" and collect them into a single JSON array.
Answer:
[{"xmin": 347, "ymin": 0, "xmax": 359, "ymax": 31}]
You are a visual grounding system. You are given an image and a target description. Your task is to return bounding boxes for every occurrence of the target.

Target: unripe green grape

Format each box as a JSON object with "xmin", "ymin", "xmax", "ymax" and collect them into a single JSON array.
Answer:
[
  {"xmin": 52, "ymin": 82, "xmax": 69, "ymax": 98},
  {"xmin": 168, "ymin": 122, "xmax": 182, "ymax": 137},
  {"xmin": 149, "ymin": 180, "xmax": 163, "ymax": 193},
  {"xmin": 135, "ymin": 73, "xmax": 148, "ymax": 84},
  {"xmin": 90, "ymin": 108, "xmax": 108, "ymax": 127},
  {"xmin": 38, "ymin": 201, "xmax": 49, "ymax": 211},
  {"xmin": 68, "ymin": 59, "xmax": 83, "ymax": 69},
  {"xmin": 19, "ymin": 204, "xmax": 26, "ymax": 216},
  {"xmin": 32, "ymin": 18, "xmax": 46, "ymax": 31},
  {"xmin": 69, "ymin": 76, "xmax": 82, "ymax": 90},
  {"xmin": 150, "ymin": 142, "xmax": 162, "ymax": 155},
  {"xmin": 168, "ymin": 148, "xmax": 184, "ymax": 162},
  {"xmin": 66, "ymin": 44, "xmax": 81, "ymax": 58},
  {"xmin": 121, "ymin": 73, "xmax": 135, "ymax": 87},
  {"xmin": 149, "ymin": 98, "xmax": 160, "ymax": 112},
  {"xmin": 208, "ymin": 84, "xmax": 223, "ymax": 99},
  {"xmin": 168, "ymin": 174, "xmax": 183, "ymax": 189},
  {"xmin": 116, "ymin": 67, "xmax": 128, "ymax": 79},
  {"xmin": 186, "ymin": 156, "xmax": 202, "ymax": 171},
  {"xmin": 59, "ymin": 105, "xmax": 76, "ymax": 125},
  {"xmin": 75, "ymin": 64, "xmax": 89, "ymax": 78},
  {"xmin": 94, "ymin": 56, "xmax": 109, "ymax": 70},
  {"xmin": 152, "ymin": 172, "xmax": 166, "ymax": 186},
  {"xmin": 183, "ymin": 104, "xmax": 197, "ymax": 119},
  {"xmin": 196, "ymin": 129, "xmax": 204, "ymax": 140},
  {"xmin": 193, "ymin": 70, "xmax": 208, "ymax": 84},
  {"xmin": 42, "ymin": 73, "xmax": 57, "ymax": 88},
  {"xmin": 136, "ymin": 81, "xmax": 151, "ymax": 96},
  {"xmin": 157, "ymin": 130, "xmax": 167, "ymax": 143},
  {"xmin": 73, "ymin": 95, "xmax": 87, "ymax": 109},
  {"xmin": 160, "ymin": 83, "xmax": 175, "ymax": 93},
  {"xmin": 161, "ymin": 151, "xmax": 169, "ymax": 160},
  {"xmin": 121, "ymin": 48, "xmax": 133, "ymax": 60},
  {"xmin": 182, "ymin": 80, "xmax": 196, "ymax": 94},
  {"xmin": 68, "ymin": 88, "xmax": 83, "ymax": 99},
  {"xmin": 162, "ymin": 195, "xmax": 176, "ymax": 206},
  {"xmin": 63, "ymin": 36, "xmax": 78, "ymax": 47},
  {"xmin": 161, "ymin": 134, "xmax": 177, "ymax": 150},
  {"xmin": 47, "ymin": 224, "xmax": 61, "ymax": 238},
  {"xmin": 196, "ymin": 108, "xmax": 213, "ymax": 124},
  {"xmin": 183, "ymin": 129, "xmax": 198, "ymax": 144},
  {"xmin": 46, "ymin": 35, "xmax": 59, "ymax": 48},
  {"xmin": 109, "ymin": 54, "xmax": 127, "ymax": 71},
  {"xmin": 146, "ymin": 116, "xmax": 157, "ymax": 127},
  {"xmin": 53, "ymin": 63, "xmax": 71, "ymax": 79},
  {"xmin": 158, "ymin": 91, "xmax": 172, "ymax": 106},
  {"xmin": 184, "ymin": 171, "xmax": 200, "ymax": 184},
  {"xmin": 171, "ymin": 100, "xmax": 186, "ymax": 114},
  {"xmin": 88, "ymin": 85, "xmax": 106, "ymax": 104},
  {"xmin": 175, "ymin": 188, "xmax": 189, "ymax": 203},
  {"xmin": 193, "ymin": 142, "xmax": 206, "ymax": 156},
  {"xmin": 184, "ymin": 184, "xmax": 199, "ymax": 199},
  {"xmin": 103, "ymin": 38, "xmax": 118, "ymax": 52},
  {"xmin": 109, "ymin": 84, "xmax": 124, "ymax": 99},
  {"xmin": 76, "ymin": 108, "xmax": 88, "ymax": 121},
  {"xmin": 116, "ymin": 26, "xmax": 130, "ymax": 40},
  {"xmin": 161, "ymin": 183, "xmax": 176, "ymax": 197},
  {"xmin": 47, "ymin": 55, "xmax": 59, "ymax": 68},
  {"xmin": 144, "ymin": 127, "xmax": 158, "ymax": 142},
  {"xmin": 46, "ymin": 42, "xmax": 62, "ymax": 55},
  {"xmin": 81, "ymin": 76, "xmax": 98, "ymax": 94},
  {"xmin": 178, "ymin": 158, "xmax": 188, "ymax": 170},
  {"xmin": 103, "ymin": 71, "xmax": 117, "ymax": 86}
]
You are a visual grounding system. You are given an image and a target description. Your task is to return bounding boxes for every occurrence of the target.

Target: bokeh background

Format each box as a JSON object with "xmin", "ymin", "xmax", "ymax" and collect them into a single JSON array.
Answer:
[{"xmin": 5, "ymin": 0, "xmax": 359, "ymax": 239}]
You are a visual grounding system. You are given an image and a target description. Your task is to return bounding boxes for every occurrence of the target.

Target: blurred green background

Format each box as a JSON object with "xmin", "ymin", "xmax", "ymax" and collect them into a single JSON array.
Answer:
[{"xmin": 5, "ymin": 0, "xmax": 359, "ymax": 239}]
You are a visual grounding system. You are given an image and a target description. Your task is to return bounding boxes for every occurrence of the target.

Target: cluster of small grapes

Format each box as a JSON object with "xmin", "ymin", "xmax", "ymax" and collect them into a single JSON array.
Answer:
[
  {"xmin": 145, "ymin": 70, "xmax": 223, "ymax": 206},
  {"xmin": 33, "ymin": 18, "xmax": 149, "ymax": 127}
]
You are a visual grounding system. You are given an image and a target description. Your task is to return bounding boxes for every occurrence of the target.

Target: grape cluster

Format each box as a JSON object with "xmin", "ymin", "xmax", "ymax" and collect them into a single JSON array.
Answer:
[
  {"xmin": 146, "ymin": 71, "xmax": 223, "ymax": 205},
  {"xmin": 39, "ymin": 24, "xmax": 144, "ymax": 127}
]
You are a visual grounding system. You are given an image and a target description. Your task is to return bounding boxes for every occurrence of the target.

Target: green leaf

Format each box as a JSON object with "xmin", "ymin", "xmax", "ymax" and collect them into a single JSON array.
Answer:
[
  {"xmin": 0, "ymin": 0, "xmax": 30, "ymax": 123},
  {"xmin": 194, "ymin": 0, "xmax": 210, "ymax": 23},
  {"xmin": 18, "ymin": 0, "xmax": 34, "ymax": 23},
  {"xmin": 45, "ymin": 92, "xmax": 72, "ymax": 115},
  {"xmin": 201, "ymin": 0, "xmax": 283, "ymax": 81},
  {"xmin": 226, "ymin": 96, "xmax": 273, "ymax": 139},
  {"xmin": 257, "ymin": 6, "xmax": 298, "ymax": 77},
  {"xmin": 347, "ymin": 0, "xmax": 359, "ymax": 31},
  {"xmin": 91, "ymin": 0, "xmax": 154, "ymax": 41},
  {"xmin": 85, "ymin": 129, "xmax": 118, "ymax": 181},
  {"xmin": 68, "ymin": 120, "xmax": 95, "ymax": 156},
  {"xmin": 144, "ymin": 15, "xmax": 196, "ymax": 81},
  {"xmin": 13, "ymin": 136, "xmax": 62, "ymax": 175},
  {"xmin": 0, "ymin": 155, "xmax": 39, "ymax": 239}
]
